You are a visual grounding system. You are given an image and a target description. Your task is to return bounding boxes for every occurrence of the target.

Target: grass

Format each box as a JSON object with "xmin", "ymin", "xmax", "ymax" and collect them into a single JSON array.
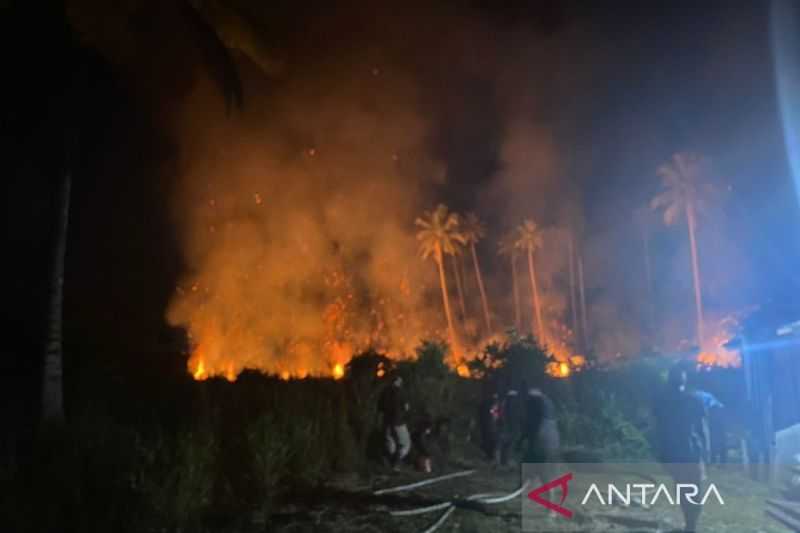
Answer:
[{"xmin": 1, "ymin": 337, "xmax": 762, "ymax": 532}]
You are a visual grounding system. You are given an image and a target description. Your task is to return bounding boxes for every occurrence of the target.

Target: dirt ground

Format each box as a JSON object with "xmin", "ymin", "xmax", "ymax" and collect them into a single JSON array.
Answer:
[{"xmin": 268, "ymin": 451, "xmax": 788, "ymax": 533}]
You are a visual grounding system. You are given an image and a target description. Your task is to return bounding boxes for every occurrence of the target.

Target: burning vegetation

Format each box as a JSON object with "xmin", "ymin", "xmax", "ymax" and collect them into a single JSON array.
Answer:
[{"xmin": 158, "ymin": 4, "xmax": 750, "ymax": 384}]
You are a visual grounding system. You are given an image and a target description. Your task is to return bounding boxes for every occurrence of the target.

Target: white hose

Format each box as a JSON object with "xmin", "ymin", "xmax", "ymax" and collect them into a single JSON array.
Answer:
[
  {"xmin": 471, "ymin": 480, "xmax": 530, "ymax": 504},
  {"xmin": 390, "ymin": 501, "xmax": 452, "ymax": 517},
  {"xmin": 466, "ymin": 492, "xmax": 505, "ymax": 501},
  {"xmin": 372, "ymin": 469, "xmax": 476, "ymax": 495},
  {"xmin": 420, "ymin": 505, "xmax": 455, "ymax": 533}
]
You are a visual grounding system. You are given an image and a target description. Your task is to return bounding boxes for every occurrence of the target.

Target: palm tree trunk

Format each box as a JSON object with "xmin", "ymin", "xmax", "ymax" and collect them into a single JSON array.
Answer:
[
  {"xmin": 470, "ymin": 243, "xmax": 492, "ymax": 334},
  {"xmin": 435, "ymin": 245, "xmax": 459, "ymax": 356},
  {"xmin": 511, "ymin": 254, "xmax": 521, "ymax": 331},
  {"xmin": 527, "ymin": 248, "xmax": 545, "ymax": 345},
  {"xmin": 686, "ymin": 202, "xmax": 705, "ymax": 347},
  {"xmin": 450, "ymin": 254, "xmax": 467, "ymax": 320},
  {"xmin": 568, "ymin": 232, "xmax": 578, "ymax": 340},
  {"xmin": 578, "ymin": 248, "xmax": 589, "ymax": 352},
  {"xmin": 42, "ymin": 162, "xmax": 71, "ymax": 423}
]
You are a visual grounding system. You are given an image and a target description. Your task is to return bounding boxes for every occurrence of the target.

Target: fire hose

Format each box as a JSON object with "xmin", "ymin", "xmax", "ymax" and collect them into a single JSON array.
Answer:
[
  {"xmin": 373, "ymin": 469, "xmax": 476, "ymax": 495},
  {"xmin": 375, "ymin": 472, "xmax": 531, "ymax": 533}
]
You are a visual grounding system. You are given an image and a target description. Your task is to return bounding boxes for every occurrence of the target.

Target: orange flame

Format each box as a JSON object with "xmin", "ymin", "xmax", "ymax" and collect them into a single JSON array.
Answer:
[{"xmin": 696, "ymin": 316, "xmax": 742, "ymax": 368}]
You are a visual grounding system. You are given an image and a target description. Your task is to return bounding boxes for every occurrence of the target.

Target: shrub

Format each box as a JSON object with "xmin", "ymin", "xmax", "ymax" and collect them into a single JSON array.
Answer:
[{"xmin": 132, "ymin": 427, "xmax": 218, "ymax": 530}]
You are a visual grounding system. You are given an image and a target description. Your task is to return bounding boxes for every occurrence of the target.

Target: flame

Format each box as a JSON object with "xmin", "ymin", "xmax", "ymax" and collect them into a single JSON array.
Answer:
[
  {"xmin": 456, "ymin": 364, "xmax": 471, "ymax": 378},
  {"xmin": 333, "ymin": 363, "xmax": 345, "ymax": 380},
  {"xmin": 193, "ymin": 359, "xmax": 207, "ymax": 380},
  {"xmin": 225, "ymin": 362, "xmax": 236, "ymax": 382},
  {"xmin": 545, "ymin": 360, "xmax": 572, "ymax": 378},
  {"xmin": 696, "ymin": 315, "xmax": 742, "ymax": 368},
  {"xmin": 280, "ymin": 371, "xmax": 290, "ymax": 381}
]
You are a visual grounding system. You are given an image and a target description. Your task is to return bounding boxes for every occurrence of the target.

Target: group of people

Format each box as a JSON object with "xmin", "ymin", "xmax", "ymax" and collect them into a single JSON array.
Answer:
[
  {"xmin": 478, "ymin": 382, "xmax": 560, "ymax": 470},
  {"xmin": 376, "ymin": 363, "xmax": 726, "ymax": 533},
  {"xmin": 376, "ymin": 374, "xmax": 441, "ymax": 473},
  {"xmin": 377, "ymin": 373, "xmax": 560, "ymax": 475}
]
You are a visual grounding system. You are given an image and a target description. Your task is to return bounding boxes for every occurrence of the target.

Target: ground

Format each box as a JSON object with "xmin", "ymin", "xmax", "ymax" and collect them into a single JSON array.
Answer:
[{"xmin": 267, "ymin": 449, "xmax": 787, "ymax": 533}]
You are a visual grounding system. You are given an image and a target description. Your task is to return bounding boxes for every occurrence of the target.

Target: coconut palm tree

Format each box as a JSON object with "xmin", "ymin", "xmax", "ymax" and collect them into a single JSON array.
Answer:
[
  {"xmin": 461, "ymin": 212, "xmax": 492, "ymax": 334},
  {"xmin": 38, "ymin": 1, "xmax": 280, "ymax": 423},
  {"xmin": 498, "ymin": 232, "xmax": 521, "ymax": 331},
  {"xmin": 416, "ymin": 205, "xmax": 466, "ymax": 354},
  {"xmin": 450, "ymin": 252, "xmax": 468, "ymax": 321},
  {"xmin": 514, "ymin": 219, "xmax": 545, "ymax": 344},
  {"xmin": 651, "ymin": 152, "xmax": 714, "ymax": 348}
]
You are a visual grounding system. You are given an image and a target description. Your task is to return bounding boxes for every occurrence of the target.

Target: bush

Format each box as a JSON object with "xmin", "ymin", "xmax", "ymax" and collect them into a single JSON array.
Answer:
[
  {"xmin": 559, "ymin": 391, "xmax": 653, "ymax": 461},
  {"xmin": 468, "ymin": 333, "xmax": 550, "ymax": 391},
  {"xmin": 132, "ymin": 427, "xmax": 218, "ymax": 530}
]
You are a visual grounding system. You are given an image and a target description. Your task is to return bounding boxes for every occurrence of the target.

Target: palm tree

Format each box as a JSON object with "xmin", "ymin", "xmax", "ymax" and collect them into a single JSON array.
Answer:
[
  {"xmin": 416, "ymin": 205, "xmax": 466, "ymax": 354},
  {"xmin": 39, "ymin": 1, "xmax": 279, "ymax": 423},
  {"xmin": 498, "ymin": 233, "xmax": 521, "ymax": 331},
  {"xmin": 514, "ymin": 219, "xmax": 545, "ymax": 344},
  {"xmin": 450, "ymin": 252, "xmax": 468, "ymax": 321},
  {"xmin": 461, "ymin": 213, "xmax": 492, "ymax": 335},
  {"xmin": 651, "ymin": 152, "xmax": 714, "ymax": 347}
]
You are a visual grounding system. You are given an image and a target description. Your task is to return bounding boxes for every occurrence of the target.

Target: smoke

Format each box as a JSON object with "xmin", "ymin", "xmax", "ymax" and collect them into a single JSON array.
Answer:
[
  {"xmin": 165, "ymin": 49, "xmax": 450, "ymax": 378},
  {"xmin": 163, "ymin": 2, "xmax": 759, "ymax": 378}
]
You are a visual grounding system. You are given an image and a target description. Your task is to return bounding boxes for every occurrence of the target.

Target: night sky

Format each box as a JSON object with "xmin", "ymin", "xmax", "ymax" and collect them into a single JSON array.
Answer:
[{"xmin": 4, "ymin": 1, "xmax": 800, "ymax": 407}]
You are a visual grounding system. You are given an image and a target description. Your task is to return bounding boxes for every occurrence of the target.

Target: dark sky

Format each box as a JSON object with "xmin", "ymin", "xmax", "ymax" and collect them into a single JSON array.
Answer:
[{"xmin": 5, "ymin": 0, "xmax": 800, "ymax": 385}]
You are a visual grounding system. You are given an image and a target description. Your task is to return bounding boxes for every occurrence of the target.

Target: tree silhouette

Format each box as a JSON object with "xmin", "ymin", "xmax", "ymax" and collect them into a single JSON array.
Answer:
[
  {"xmin": 651, "ymin": 152, "xmax": 715, "ymax": 347},
  {"xmin": 498, "ymin": 232, "xmax": 521, "ymax": 331},
  {"xmin": 40, "ymin": 1, "xmax": 281, "ymax": 423},
  {"xmin": 461, "ymin": 212, "xmax": 492, "ymax": 335},
  {"xmin": 416, "ymin": 205, "xmax": 466, "ymax": 355},
  {"xmin": 514, "ymin": 219, "xmax": 545, "ymax": 345}
]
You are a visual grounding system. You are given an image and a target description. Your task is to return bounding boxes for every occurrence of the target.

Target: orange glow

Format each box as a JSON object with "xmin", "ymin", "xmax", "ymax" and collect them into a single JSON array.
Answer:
[
  {"xmin": 456, "ymin": 364, "xmax": 470, "ymax": 378},
  {"xmin": 333, "ymin": 363, "xmax": 345, "ymax": 380},
  {"xmin": 193, "ymin": 359, "xmax": 207, "ymax": 380},
  {"xmin": 225, "ymin": 362, "xmax": 236, "ymax": 382},
  {"xmin": 696, "ymin": 316, "xmax": 742, "ymax": 368},
  {"xmin": 545, "ymin": 360, "xmax": 571, "ymax": 379},
  {"xmin": 280, "ymin": 371, "xmax": 290, "ymax": 381}
]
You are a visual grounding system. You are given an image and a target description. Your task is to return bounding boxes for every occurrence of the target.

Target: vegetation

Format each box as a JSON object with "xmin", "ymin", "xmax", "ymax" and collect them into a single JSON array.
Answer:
[
  {"xmin": 514, "ymin": 219, "xmax": 546, "ymax": 342},
  {"xmin": 461, "ymin": 212, "xmax": 493, "ymax": 335},
  {"xmin": 651, "ymin": 152, "xmax": 716, "ymax": 347},
  {"xmin": 2, "ymin": 335, "xmax": 672, "ymax": 532},
  {"xmin": 498, "ymin": 232, "xmax": 522, "ymax": 331},
  {"xmin": 415, "ymin": 204, "xmax": 466, "ymax": 355}
]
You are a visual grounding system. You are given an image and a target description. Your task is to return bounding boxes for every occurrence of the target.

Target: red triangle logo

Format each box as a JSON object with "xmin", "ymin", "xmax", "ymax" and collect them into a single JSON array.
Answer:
[{"xmin": 527, "ymin": 472, "xmax": 573, "ymax": 518}]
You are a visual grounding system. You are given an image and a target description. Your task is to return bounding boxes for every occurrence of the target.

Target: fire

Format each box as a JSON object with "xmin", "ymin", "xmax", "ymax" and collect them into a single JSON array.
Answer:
[
  {"xmin": 545, "ymin": 360, "xmax": 572, "ymax": 378},
  {"xmin": 456, "ymin": 364, "xmax": 471, "ymax": 378},
  {"xmin": 193, "ymin": 359, "xmax": 207, "ymax": 380},
  {"xmin": 332, "ymin": 363, "xmax": 345, "ymax": 380},
  {"xmin": 696, "ymin": 315, "xmax": 742, "ymax": 368},
  {"xmin": 225, "ymin": 362, "xmax": 236, "ymax": 382}
]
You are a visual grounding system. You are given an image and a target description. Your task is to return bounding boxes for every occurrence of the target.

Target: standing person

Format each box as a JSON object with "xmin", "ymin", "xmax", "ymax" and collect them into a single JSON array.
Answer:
[
  {"xmin": 498, "ymin": 386, "xmax": 521, "ymax": 467},
  {"xmin": 412, "ymin": 416, "xmax": 435, "ymax": 473},
  {"xmin": 693, "ymin": 389, "xmax": 724, "ymax": 465},
  {"xmin": 378, "ymin": 374, "xmax": 411, "ymax": 471},
  {"xmin": 653, "ymin": 364, "xmax": 707, "ymax": 532},
  {"xmin": 521, "ymin": 387, "xmax": 560, "ymax": 489}
]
